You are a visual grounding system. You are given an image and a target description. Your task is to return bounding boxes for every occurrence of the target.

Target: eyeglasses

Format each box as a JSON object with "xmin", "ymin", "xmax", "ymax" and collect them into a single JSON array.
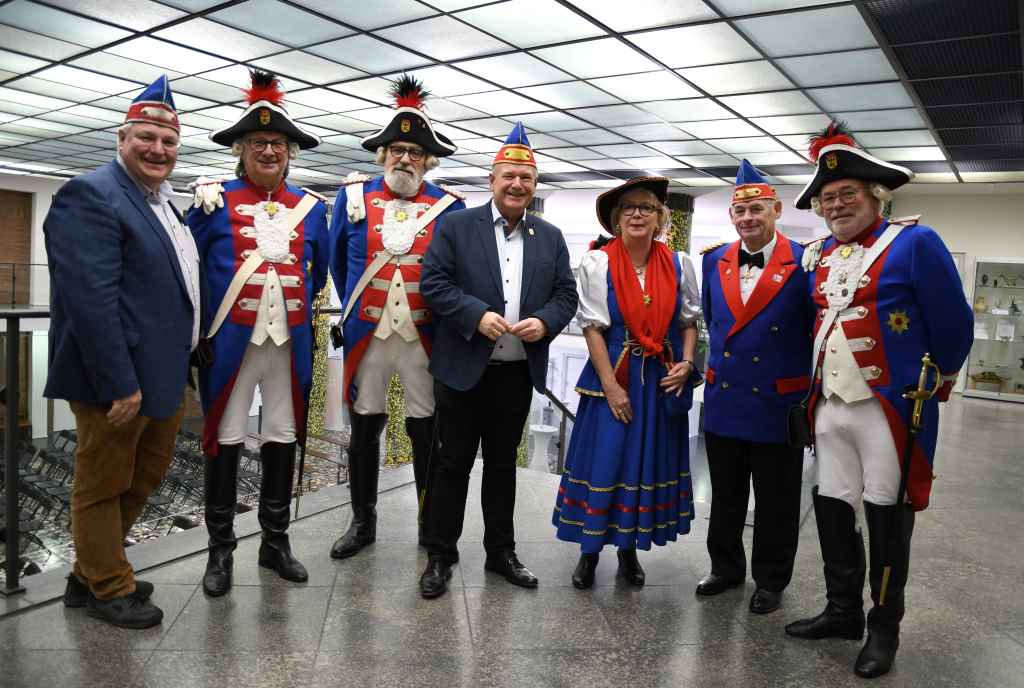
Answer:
[
  {"xmin": 620, "ymin": 203, "xmax": 658, "ymax": 217},
  {"xmin": 819, "ymin": 188, "xmax": 861, "ymax": 208},
  {"xmin": 388, "ymin": 145, "xmax": 425, "ymax": 161},
  {"xmin": 245, "ymin": 138, "xmax": 289, "ymax": 153},
  {"xmin": 133, "ymin": 132, "xmax": 179, "ymax": 150}
]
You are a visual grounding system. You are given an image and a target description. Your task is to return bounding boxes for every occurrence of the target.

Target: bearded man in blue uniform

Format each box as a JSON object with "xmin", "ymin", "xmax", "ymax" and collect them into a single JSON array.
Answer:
[
  {"xmin": 187, "ymin": 70, "xmax": 329, "ymax": 597},
  {"xmin": 328, "ymin": 76, "xmax": 465, "ymax": 560},
  {"xmin": 698, "ymin": 161, "xmax": 815, "ymax": 614},
  {"xmin": 784, "ymin": 122, "xmax": 973, "ymax": 678}
]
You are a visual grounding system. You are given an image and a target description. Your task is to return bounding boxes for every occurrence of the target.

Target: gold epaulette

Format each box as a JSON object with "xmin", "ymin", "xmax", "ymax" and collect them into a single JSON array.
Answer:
[
  {"xmin": 439, "ymin": 184, "xmax": 467, "ymax": 201},
  {"xmin": 889, "ymin": 214, "xmax": 921, "ymax": 226},
  {"xmin": 700, "ymin": 241, "xmax": 727, "ymax": 255},
  {"xmin": 340, "ymin": 172, "xmax": 372, "ymax": 186},
  {"xmin": 300, "ymin": 187, "xmax": 328, "ymax": 203}
]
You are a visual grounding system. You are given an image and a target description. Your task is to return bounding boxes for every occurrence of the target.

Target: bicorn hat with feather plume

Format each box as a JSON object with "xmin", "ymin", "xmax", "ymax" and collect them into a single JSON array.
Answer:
[
  {"xmin": 360, "ymin": 74, "xmax": 456, "ymax": 156},
  {"xmin": 794, "ymin": 120, "xmax": 912, "ymax": 209},
  {"xmin": 210, "ymin": 69, "xmax": 320, "ymax": 149}
]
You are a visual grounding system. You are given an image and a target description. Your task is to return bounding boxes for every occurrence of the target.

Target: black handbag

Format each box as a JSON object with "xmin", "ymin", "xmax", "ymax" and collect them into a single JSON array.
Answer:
[{"xmin": 787, "ymin": 399, "xmax": 813, "ymax": 448}]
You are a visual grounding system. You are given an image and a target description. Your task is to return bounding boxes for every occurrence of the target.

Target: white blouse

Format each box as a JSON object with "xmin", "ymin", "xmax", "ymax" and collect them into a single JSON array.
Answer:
[{"xmin": 575, "ymin": 248, "xmax": 701, "ymax": 331}]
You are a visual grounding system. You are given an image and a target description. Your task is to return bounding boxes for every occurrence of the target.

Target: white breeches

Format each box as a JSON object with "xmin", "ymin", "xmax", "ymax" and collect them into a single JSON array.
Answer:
[
  {"xmin": 219, "ymin": 340, "xmax": 296, "ymax": 445},
  {"xmin": 814, "ymin": 396, "xmax": 901, "ymax": 508},
  {"xmin": 351, "ymin": 334, "xmax": 434, "ymax": 417}
]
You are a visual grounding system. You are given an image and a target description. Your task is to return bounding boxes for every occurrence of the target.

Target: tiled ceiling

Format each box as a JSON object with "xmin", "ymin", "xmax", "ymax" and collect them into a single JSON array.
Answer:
[{"xmin": 0, "ymin": 0, "xmax": 1020, "ymax": 193}]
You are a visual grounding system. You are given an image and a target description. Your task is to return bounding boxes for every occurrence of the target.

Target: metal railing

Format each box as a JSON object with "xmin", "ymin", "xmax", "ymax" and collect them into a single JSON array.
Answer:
[
  {"xmin": 2, "ymin": 305, "xmax": 49, "ymax": 596},
  {"xmin": 0, "ymin": 262, "xmax": 49, "ymax": 307}
]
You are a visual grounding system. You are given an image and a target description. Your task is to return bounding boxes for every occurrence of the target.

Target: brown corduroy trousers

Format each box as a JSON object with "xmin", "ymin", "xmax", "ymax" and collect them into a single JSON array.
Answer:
[{"xmin": 69, "ymin": 398, "xmax": 184, "ymax": 600}]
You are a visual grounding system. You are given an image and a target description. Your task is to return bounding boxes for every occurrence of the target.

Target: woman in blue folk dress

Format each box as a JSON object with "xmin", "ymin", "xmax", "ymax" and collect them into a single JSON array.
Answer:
[{"xmin": 553, "ymin": 176, "xmax": 701, "ymax": 589}]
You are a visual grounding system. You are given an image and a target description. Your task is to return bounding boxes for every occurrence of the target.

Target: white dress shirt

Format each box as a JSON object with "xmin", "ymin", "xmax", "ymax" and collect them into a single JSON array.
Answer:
[
  {"xmin": 490, "ymin": 200, "xmax": 527, "ymax": 362},
  {"xmin": 117, "ymin": 156, "xmax": 201, "ymax": 350},
  {"xmin": 739, "ymin": 232, "xmax": 777, "ymax": 305}
]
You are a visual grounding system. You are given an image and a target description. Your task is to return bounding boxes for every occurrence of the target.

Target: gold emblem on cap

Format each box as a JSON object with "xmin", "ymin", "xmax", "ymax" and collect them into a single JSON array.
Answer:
[
  {"xmin": 259, "ymin": 108, "xmax": 271, "ymax": 126},
  {"xmin": 502, "ymin": 147, "xmax": 532, "ymax": 161},
  {"xmin": 400, "ymin": 119, "xmax": 411, "ymax": 133},
  {"xmin": 825, "ymin": 152, "xmax": 838, "ymax": 170}
]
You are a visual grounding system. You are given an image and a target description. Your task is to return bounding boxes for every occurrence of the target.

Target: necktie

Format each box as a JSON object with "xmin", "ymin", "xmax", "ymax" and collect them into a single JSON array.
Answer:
[{"xmin": 739, "ymin": 250, "xmax": 764, "ymax": 268}]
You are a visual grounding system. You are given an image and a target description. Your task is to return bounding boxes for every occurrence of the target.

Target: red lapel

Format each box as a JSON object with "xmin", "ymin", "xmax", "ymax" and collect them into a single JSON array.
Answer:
[
  {"xmin": 726, "ymin": 233, "xmax": 797, "ymax": 339},
  {"xmin": 717, "ymin": 241, "xmax": 744, "ymax": 328}
]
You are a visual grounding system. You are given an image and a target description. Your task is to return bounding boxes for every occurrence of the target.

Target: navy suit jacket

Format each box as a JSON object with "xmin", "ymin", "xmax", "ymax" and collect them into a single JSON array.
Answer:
[
  {"xmin": 421, "ymin": 202, "xmax": 578, "ymax": 392},
  {"xmin": 43, "ymin": 160, "xmax": 195, "ymax": 419}
]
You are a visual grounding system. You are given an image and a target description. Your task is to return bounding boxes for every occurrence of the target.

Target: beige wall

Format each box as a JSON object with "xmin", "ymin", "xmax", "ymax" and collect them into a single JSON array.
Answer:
[{"xmin": 892, "ymin": 191, "xmax": 1024, "ymax": 287}]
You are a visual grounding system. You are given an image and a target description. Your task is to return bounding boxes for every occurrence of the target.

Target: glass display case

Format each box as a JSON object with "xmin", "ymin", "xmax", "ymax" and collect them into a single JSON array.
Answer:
[{"xmin": 964, "ymin": 257, "xmax": 1024, "ymax": 403}]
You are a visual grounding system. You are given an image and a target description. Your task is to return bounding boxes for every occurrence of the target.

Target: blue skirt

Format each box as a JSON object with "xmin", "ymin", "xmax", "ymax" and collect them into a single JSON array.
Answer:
[{"xmin": 552, "ymin": 355, "xmax": 695, "ymax": 553}]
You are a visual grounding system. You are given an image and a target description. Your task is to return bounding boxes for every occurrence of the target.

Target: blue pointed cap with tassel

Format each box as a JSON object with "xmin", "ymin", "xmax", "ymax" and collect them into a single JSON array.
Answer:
[
  {"xmin": 732, "ymin": 158, "xmax": 775, "ymax": 205},
  {"xmin": 124, "ymin": 75, "xmax": 179, "ymax": 132},
  {"xmin": 494, "ymin": 121, "xmax": 536, "ymax": 168}
]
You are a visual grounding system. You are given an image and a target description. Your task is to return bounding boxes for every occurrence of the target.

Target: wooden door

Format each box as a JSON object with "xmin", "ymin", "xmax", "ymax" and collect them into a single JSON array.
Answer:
[{"xmin": 0, "ymin": 190, "xmax": 32, "ymax": 305}]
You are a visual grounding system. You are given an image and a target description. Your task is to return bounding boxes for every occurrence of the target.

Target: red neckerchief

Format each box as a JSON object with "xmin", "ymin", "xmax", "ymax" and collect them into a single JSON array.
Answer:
[{"xmin": 603, "ymin": 237, "xmax": 676, "ymax": 389}]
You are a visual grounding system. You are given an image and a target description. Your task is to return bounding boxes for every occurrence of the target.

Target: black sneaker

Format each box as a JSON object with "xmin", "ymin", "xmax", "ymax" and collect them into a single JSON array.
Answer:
[
  {"xmin": 63, "ymin": 574, "xmax": 154, "ymax": 608},
  {"xmin": 86, "ymin": 594, "xmax": 163, "ymax": 629}
]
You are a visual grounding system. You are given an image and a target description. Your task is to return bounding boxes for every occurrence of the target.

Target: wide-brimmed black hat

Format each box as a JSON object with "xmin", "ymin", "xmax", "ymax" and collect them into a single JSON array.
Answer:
[
  {"xmin": 209, "ymin": 70, "xmax": 320, "ymax": 150},
  {"xmin": 795, "ymin": 121, "xmax": 912, "ymax": 209},
  {"xmin": 596, "ymin": 176, "xmax": 669, "ymax": 234},
  {"xmin": 360, "ymin": 75, "xmax": 455, "ymax": 157}
]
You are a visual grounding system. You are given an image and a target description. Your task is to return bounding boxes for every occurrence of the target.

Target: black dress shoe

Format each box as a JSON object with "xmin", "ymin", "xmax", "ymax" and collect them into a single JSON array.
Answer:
[
  {"xmin": 64, "ymin": 574, "xmax": 154, "ymax": 608},
  {"xmin": 420, "ymin": 559, "xmax": 453, "ymax": 599},
  {"xmin": 750, "ymin": 588, "xmax": 783, "ymax": 614},
  {"xmin": 616, "ymin": 549, "xmax": 645, "ymax": 587},
  {"xmin": 484, "ymin": 551, "xmax": 539, "ymax": 588},
  {"xmin": 695, "ymin": 572, "xmax": 743, "ymax": 596},
  {"xmin": 86, "ymin": 594, "xmax": 163, "ymax": 629},
  {"xmin": 572, "ymin": 553, "xmax": 599, "ymax": 589},
  {"xmin": 785, "ymin": 605, "xmax": 865, "ymax": 640},
  {"xmin": 855, "ymin": 631, "xmax": 899, "ymax": 678}
]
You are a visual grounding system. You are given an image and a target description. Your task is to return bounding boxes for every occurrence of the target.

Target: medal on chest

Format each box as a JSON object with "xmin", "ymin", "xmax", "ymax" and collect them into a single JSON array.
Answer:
[
  {"xmin": 370, "ymin": 197, "xmax": 431, "ymax": 255},
  {"xmin": 235, "ymin": 200, "xmax": 296, "ymax": 262}
]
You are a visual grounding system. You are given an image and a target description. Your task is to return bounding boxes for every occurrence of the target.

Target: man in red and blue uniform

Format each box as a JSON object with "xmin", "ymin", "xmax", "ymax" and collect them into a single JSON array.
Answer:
[
  {"xmin": 784, "ymin": 122, "xmax": 973, "ymax": 679},
  {"xmin": 187, "ymin": 70, "xmax": 328, "ymax": 597},
  {"xmin": 698, "ymin": 160, "xmax": 815, "ymax": 615},
  {"xmin": 328, "ymin": 76, "xmax": 465, "ymax": 560}
]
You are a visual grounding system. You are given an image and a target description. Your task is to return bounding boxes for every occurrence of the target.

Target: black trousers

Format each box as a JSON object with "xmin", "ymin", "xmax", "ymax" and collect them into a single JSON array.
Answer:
[
  {"xmin": 704, "ymin": 431, "xmax": 804, "ymax": 591},
  {"xmin": 425, "ymin": 361, "xmax": 533, "ymax": 563}
]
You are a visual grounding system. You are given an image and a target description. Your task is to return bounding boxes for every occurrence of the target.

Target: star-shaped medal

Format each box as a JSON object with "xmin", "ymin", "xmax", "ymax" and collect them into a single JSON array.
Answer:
[
  {"xmin": 266, "ymin": 201, "xmax": 279, "ymax": 217},
  {"xmin": 396, "ymin": 210, "xmax": 408, "ymax": 222}
]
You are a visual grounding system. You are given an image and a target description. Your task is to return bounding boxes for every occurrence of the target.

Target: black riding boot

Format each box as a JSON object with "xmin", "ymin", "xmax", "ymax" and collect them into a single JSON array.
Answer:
[
  {"xmin": 405, "ymin": 415, "xmax": 436, "ymax": 546},
  {"xmin": 856, "ymin": 500, "xmax": 915, "ymax": 679},
  {"xmin": 330, "ymin": 412, "xmax": 387, "ymax": 559},
  {"xmin": 785, "ymin": 487, "xmax": 866, "ymax": 640},
  {"xmin": 256, "ymin": 441, "xmax": 308, "ymax": 582},
  {"xmin": 203, "ymin": 444, "xmax": 240, "ymax": 597}
]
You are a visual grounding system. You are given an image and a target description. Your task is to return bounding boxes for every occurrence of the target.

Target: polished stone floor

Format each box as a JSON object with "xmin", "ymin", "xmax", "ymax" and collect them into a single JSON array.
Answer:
[{"xmin": 1, "ymin": 395, "xmax": 1022, "ymax": 688}]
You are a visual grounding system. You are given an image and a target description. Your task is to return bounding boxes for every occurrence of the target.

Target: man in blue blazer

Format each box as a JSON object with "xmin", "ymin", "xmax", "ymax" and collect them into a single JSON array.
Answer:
[
  {"xmin": 697, "ymin": 161, "xmax": 815, "ymax": 614},
  {"xmin": 43, "ymin": 76, "xmax": 199, "ymax": 629},
  {"xmin": 417, "ymin": 123, "xmax": 578, "ymax": 598}
]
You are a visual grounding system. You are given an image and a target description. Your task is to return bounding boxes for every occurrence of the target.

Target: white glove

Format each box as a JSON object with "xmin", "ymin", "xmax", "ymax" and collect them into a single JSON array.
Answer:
[{"xmin": 190, "ymin": 177, "xmax": 225, "ymax": 215}]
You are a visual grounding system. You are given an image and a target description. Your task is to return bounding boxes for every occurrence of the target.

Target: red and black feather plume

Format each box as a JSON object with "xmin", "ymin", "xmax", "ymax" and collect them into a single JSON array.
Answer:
[
  {"xmin": 807, "ymin": 120, "xmax": 856, "ymax": 162},
  {"xmin": 390, "ymin": 74, "xmax": 430, "ymax": 110},
  {"xmin": 243, "ymin": 69, "xmax": 285, "ymax": 107}
]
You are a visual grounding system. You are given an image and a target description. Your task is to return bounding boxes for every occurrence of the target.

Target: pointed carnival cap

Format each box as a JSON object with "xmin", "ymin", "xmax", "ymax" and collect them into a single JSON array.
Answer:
[
  {"xmin": 360, "ymin": 74, "xmax": 456, "ymax": 156},
  {"xmin": 732, "ymin": 159, "xmax": 776, "ymax": 204},
  {"xmin": 596, "ymin": 176, "xmax": 669, "ymax": 234},
  {"xmin": 794, "ymin": 120, "xmax": 913, "ymax": 209},
  {"xmin": 209, "ymin": 70, "xmax": 320, "ymax": 149},
  {"xmin": 124, "ymin": 75, "xmax": 179, "ymax": 132},
  {"xmin": 493, "ymin": 121, "xmax": 537, "ymax": 168}
]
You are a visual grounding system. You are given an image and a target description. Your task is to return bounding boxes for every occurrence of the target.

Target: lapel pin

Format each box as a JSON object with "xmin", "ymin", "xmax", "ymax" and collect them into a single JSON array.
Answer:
[
  {"xmin": 528, "ymin": 227, "xmax": 535, "ymax": 236},
  {"xmin": 726, "ymin": 268, "xmax": 732, "ymax": 275},
  {"xmin": 772, "ymin": 273, "xmax": 783, "ymax": 283}
]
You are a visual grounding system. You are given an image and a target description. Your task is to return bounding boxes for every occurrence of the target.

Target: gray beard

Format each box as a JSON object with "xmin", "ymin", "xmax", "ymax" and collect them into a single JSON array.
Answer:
[{"xmin": 385, "ymin": 167, "xmax": 422, "ymax": 197}]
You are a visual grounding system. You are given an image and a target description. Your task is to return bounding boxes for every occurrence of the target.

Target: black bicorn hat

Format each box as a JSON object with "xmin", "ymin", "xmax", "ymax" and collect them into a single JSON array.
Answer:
[
  {"xmin": 596, "ymin": 176, "xmax": 670, "ymax": 234},
  {"xmin": 360, "ymin": 75, "xmax": 456, "ymax": 157},
  {"xmin": 794, "ymin": 120, "xmax": 912, "ymax": 210},
  {"xmin": 209, "ymin": 70, "xmax": 320, "ymax": 150}
]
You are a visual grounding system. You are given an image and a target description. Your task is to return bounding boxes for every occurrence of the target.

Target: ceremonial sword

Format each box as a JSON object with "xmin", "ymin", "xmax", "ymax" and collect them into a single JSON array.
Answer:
[{"xmin": 879, "ymin": 352, "xmax": 941, "ymax": 605}]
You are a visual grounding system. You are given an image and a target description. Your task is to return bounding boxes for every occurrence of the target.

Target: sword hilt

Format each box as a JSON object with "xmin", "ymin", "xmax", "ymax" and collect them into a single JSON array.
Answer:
[{"xmin": 902, "ymin": 352, "xmax": 941, "ymax": 433}]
